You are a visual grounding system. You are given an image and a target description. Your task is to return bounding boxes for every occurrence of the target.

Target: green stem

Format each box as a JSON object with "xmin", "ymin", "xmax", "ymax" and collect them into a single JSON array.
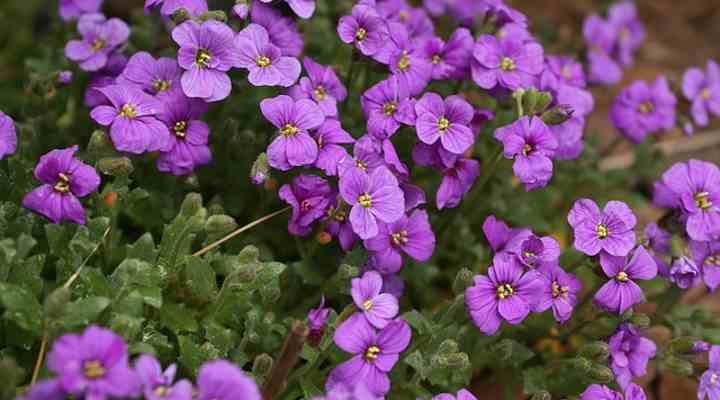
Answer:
[{"xmin": 654, "ymin": 285, "xmax": 683, "ymax": 321}]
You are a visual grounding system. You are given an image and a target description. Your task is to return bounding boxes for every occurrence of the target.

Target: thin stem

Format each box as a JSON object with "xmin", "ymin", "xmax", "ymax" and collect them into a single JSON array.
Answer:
[
  {"xmin": 262, "ymin": 320, "xmax": 309, "ymax": 400},
  {"xmin": 193, "ymin": 207, "xmax": 290, "ymax": 257},
  {"xmin": 30, "ymin": 332, "xmax": 48, "ymax": 385}
]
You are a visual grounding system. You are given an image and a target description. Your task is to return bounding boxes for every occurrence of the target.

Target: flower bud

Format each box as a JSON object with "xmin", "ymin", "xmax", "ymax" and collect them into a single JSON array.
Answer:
[
  {"xmin": 337, "ymin": 263, "xmax": 359, "ymax": 280},
  {"xmin": 663, "ymin": 355, "xmax": 693, "ymax": 376},
  {"xmin": 316, "ymin": 231, "xmax": 332, "ymax": 245},
  {"xmin": 569, "ymin": 357, "xmax": 592, "ymax": 373},
  {"xmin": 530, "ymin": 391, "xmax": 551, "ymax": 400},
  {"xmin": 579, "ymin": 341, "xmax": 610, "ymax": 362},
  {"xmin": 252, "ymin": 353, "xmax": 274, "ymax": 377},
  {"xmin": 442, "ymin": 352, "xmax": 470, "ymax": 369},
  {"xmin": 44, "ymin": 286, "xmax": 72, "ymax": 319},
  {"xmin": 171, "ymin": 7, "xmax": 191, "ymax": 24},
  {"xmin": 57, "ymin": 70, "xmax": 73, "ymax": 84},
  {"xmin": 180, "ymin": 192, "xmax": 204, "ymax": 216},
  {"xmin": 438, "ymin": 339, "xmax": 460, "ymax": 355},
  {"xmin": 630, "ymin": 313, "xmax": 651, "ymax": 329},
  {"xmin": 97, "ymin": 157, "xmax": 134, "ymax": 177},
  {"xmin": 541, "ymin": 104, "xmax": 574, "ymax": 125},
  {"xmin": 197, "ymin": 10, "xmax": 228, "ymax": 22},
  {"xmin": 260, "ymin": 285, "xmax": 281, "ymax": 303},
  {"xmin": 236, "ymin": 264, "xmax": 257, "ymax": 283},
  {"xmin": 588, "ymin": 363, "xmax": 614, "ymax": 383},
  {"xmin": 693, "ymin": 340, "xmax": 711, "ymax": 353},
  {"xmin": 453, "ymin": 268, "xmax": 474, "ymax": 295},
  {"xmin": 88, "ymin": 130, "xmax": 113, "ymax": 155},
  {"xmin": 668, "ymin": 336, "xmax": 699, "ymax": 354},
  {"xmin": 251, "ymin": 153, "xmax": 270, "ymax": 185},
  {"xmin": 205, "ymin": 215, "xmax": 238, "ymax": 237},
  {"xmin": 521, "ymin": 87, "xmax": 553, "ymax": 116},
  {"xmin": 670, "ymin": 256, "xmax": 700, "ymax": 289}
]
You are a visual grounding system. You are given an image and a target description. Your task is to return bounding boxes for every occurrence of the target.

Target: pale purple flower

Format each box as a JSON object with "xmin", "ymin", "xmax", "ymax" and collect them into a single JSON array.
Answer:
[
  {"xmin": 386, "ymin": 23, "xmax": 432, "ymax": 95},
  {"xmin": 65, "ymin": 13, "xmax": 130, "ymax": 72},
  {"xmin": 156, "ymin": 94, "xmax": 212, "ymax": 176},
  {"xmin": 594, "ymin": 247, "xmax": 657, "ymax": 315},
  {"xmin": 233, "ymin": 1, "xmax": 250, "ymax": 19},
  {"xmin": 699, "ymin": 346, "xmax": 720, "ymax": 400},
  {"xmin": 262, "ymin": 95, "xmax": 324, "ymax": 171},
  {"xmin": 608, "ymin": 323, "xmax": 657, "ymax": 389},
  {"xmin": 0, "ymin": 111, "xmax": 17, "ymax": 160},
  {"xmin": 144, "ymin": 0, "xmax": 208, "ymax": 16},
  {"xmin": 288, "ymin": 57, "xmax": 347, "ymax": 117},
  {"xmin": 58, "ymin": 70, "xmax": 74, "ymax": 84},
  {"xmin": 364, "ymin": 209, "xmax": 436, "ymax": 274},
  {"xmin": 471, "ymin": 33, "xmax": 544, "ymax": 90},
  {"xmin": 482, "ymin": 215, "xmax": 531, "ymax": 254},
  {"xmin": 583, "ymin": 14, "xmax": 622, "ymax": 85},
  {"xmin": 423, "ymin": 0, "xmax": 447, "ymax": 17},
  {"xmin": 645, "ymin": 222, "xmax": 671, "ymax": 277},
  {"xmin": 196, "ymin": 360, "xmax": 261, "ymax": 400},
  {"xmin": 608, "ymin": 1, "xmax": 645, "ymax": 67},
  {"xmin": 59, "ymin": 0, "xmax": 103, "ymax": 21},
  {"xmin": 279, "ymin": 174, "xmax": 333, "ymax": 236},
  {"xmin": 337, "ymin": 5, "xmax": 388, "ymax": 56},
  {"xmin": 465, "ymin": 253, "xmax": 542, "ymax": 335},
  {"xmin": 235, "ymin": 24, "xmax": 301, "ymax": 87},
  {"xmin": 580, "ymin": 383, "xmax": 647, "ymax": 400},
  {"xmin": 313, "ymin": 382, "xmax": 380, "ymax": 400},
  {"xmin": 135, "ymin": 355, "xmax": 192, "ymax": 400},
  {"xmin": 415, "ymin": 92, "xmax": 474, "ymax": 155},
  {"xmin": 337, "ymin": 135, "xmax": 385, "ymax": 177},
  {"xmin": 118, "ymin": 52, "xmax": 181, "ymax": 97},
  {"xmin": 313, "ymin": 119, "xmax": 355, "ymax": 176},
  {"xmin": 540, "ymin": 55, "xmax": 586, "ymax": 90},
  {"xmin": 690, "ymin": 239, "xmax": 720, "ymax": 291},
  {"xmin": 90, "ymin": 84, "xmax": 172, "ymax": 154},
  {"xmin": 351, "ymin": 271, "xmax": 399, "ymax": 329},
  {"xmin": 250, "ymin": 1, "xmax": 304, "ymax": 57},
  {"xmin": 259, "ymin": 0, "xmax": 315, "ymax": 19},
  {"xmin": 568, "ymin": 198, "xmax": 637, "ymax": 257},
  {"xmin": 172, "ymin": 20, "xmax": 240, "ymax": 102},
  {"xmin": 361, "ymin": 76, "xmax": 416, "ymax": 140},
  {"xmin": 669, "ymin": 256, "xmax": 701, "ymax": 289},
  {"xmin": 610, "ymin": 76, "xmax": 677, "ymax": 143},
  {"xmin": 22, "ymin": 146, "xmax": 101, "ymax": 225},
  {"xmin": 432, "ymin": 389, "xmax": 477, "ymax": 400},
  {"xmin": 340, "ymin": 167, "xmax": 405, "ymax": 240},
  {"xmin": 420, "ymin": 28, "xmax": 474, "ymax": 80},
  {"xmin": 326, "ymin": 203, "xmax": 359, "ymax": 252},
  {"xmin": 533, "ymin": 263, "xmax": 582, "ymax": 323},
  {"xmin": 682, "ymin": 60, "xmax": 720, "ymax": 127}
]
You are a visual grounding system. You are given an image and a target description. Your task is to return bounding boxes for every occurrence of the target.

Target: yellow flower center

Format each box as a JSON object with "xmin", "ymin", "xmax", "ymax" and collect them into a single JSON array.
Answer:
[
  {"xmin": 358, "ymin": 193, "xmax": 373, "ymax": 208},
  {"xmin": 355, "ymin": 28, "xmax": 367, "ymax": 41},
  {"xmin": 280, "ymin": 124, "xmax": 299, "ymax": 136},
  {"xmin": 314, "ymin": 85, "xmax": 327, "ymax": 100},
  {"xmin": 496, "ymin": 283, "xmax": 515, "ymax": 299},
  {"xmin": 616, "ymin": 271, "xmax": 629, "ymax": 282},
  {"xmin": 391, "ymin": 230, "xmax": 409, "ymax": 245},
  {"xmin": 91, "ymin": 38, "xmax": 106, "ymax": 51},
  {"xmin": 120, "ymin": 103, "xmax": 137, "ymax": 118},
  {"xmin": 500, "ymin": 57, "xmax": 516, "ymax": 71},
  {"xmin": 382, "ymin": 101, "xmax": 397, "ymax": 116},
  {"xmin": 53, "ymin": 173, "xmax": 71, "ymax": 193},
  {"xmin": 83, "ymin": 360, "xmax": 106, "ymax": 379},
  {"xmin": 256, "ymin": 55, "xmax": 272, "ymax": 67},
  {"xmin": 638, "ymin": 100, "xmax": 654, "ymax": 114},
  {"xmin": 522, "ymin": 143, "xmax": 533, "ymax": 156},
  {"xmin": 551, "ymin": 281, "xmax": 569, "ymax": 298},
  {"xmin": 705, "ymin": 253, "xmax": 720, "ymax": 265},
  {"xmin": 174, "ymin": 120, "xmax": 187, "ymax": 138},
  {"xmin": 432, "ymin": 54, "xmax": 442, "ymax": 64},
  {"xmin": 695, "ymin": 191, "xmax": 713, "ymax": 209},
  {"xmin": 153, "ymin": 79, "xmax": 171, "ymax": 92},
  {"xmin": 701, "ymin": 88, "xmax": 712, "ymax": 99},
  {"xmin": 363, "ymin": 299, "xmax": 373, "ymax": 311},
  {"xmin": 195, "ymin": 48, "xmax": 212, "ymax": 68},
  {"xmin": 154, "ymin": 386, "xmax": 169, "ymax": 397},
  {"xmin": 596, "ymin": 223, "xmax": 609, "ymax": 239},
  {"xmin": 437, "ymin": 116, "xmax": 450, "ymax": 131},
  {"xmin": 397, "ymin": 52, "xmax": 411, "ymax": 71},
  {"xmin": 364, "ymin": 345, "xmax": 381, "ymax": 361}
]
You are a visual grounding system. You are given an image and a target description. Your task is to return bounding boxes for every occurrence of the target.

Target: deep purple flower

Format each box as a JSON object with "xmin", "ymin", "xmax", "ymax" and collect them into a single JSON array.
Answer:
[
  {"xmin": 533, "ymin": 263, "xmax": 581, "ymax": 323},
  {"xmin": 364, "ymin": 209, "xmax": 436, "ymax": 274},
  {"xmin": 18, "ymin": 379, "xmax": 65, "ymax": 400},
  {"xmin": 279, "ymin": 174, "xmax": 333, "ymax": 236},
  {"xmin": 471, "ymin": 33, "xmax": 544, "ymax": 90},
  {"xmin": 339, "ymin": 167, "xmax": 405, "ymax": 240},
  {"xmin": 484, "ymin": 0, "xmax": 528, "ymax": 27},
  {"xmin": 47, "ymin": 325, "xmax": 139, "ymax": 399},
  {"xmin": 437, "ymin": 158, "xmax": 479, "ymax": 209},
  {"xmin": 482, "ymin": 215, "xmax": 531, "ymax": 254},
  {"xmin": 59, "ymin": 0, "xmax": 103, "ymax": 21},
  {"xmin": 259, "ymin": 0, "xmax": 315, "ymax": 19},
  {"xmin": 415, "ymin": 92, "xmax": 474, "ymax": 155},
  {"xmin": 610, "ymin": 76, "xmax": 677, "ymax": 143},
  {"xmin": 361, "ymin": 76, "xmax": 416, "ymax": 140},
  {"xmin": 699, "ymin": 346, "xmax": 720, "ymax": 400},
  {"xmin": 669, "ymin": 256, "xmax": 701, "ymax": 289},
  {"xmin": 645, "ymin": 222, "xmax": 671, "ymax": 277},
  {"xmin": 607, "ymin": 1, "xmax": 645, "ymax": 67},
  {"xmin": 288, "ymin": 57, "xmax": 347, "ymax": 117},
  {"xmin": 313, "ymin": 119, "xmax": 355, "ymax": 176},
  {"xmin": 465, "ymin": 254, "xmax": 542, "ymax": 335},
  {"xmin": 568, "ymin": 198, "xmax": 637, "ymax": 257},
  {"xmin": 682, "ymin": 60, "xmax": 720, "ymax": 127},
  {"xmin": 329, "ymin": 314, "xmax": 411, "ymax": 396},
  {"xmin": 351, "ymin": 271, "xmax": 399, "ymax": 329},
  {"xmin": 262, "ymin": 95, "xmax": 324, "ymax": 170},
  {"xmin": 420, "ymin": 28, "xmax": 474, "ymax": 80},
  {"xmin": 481, "ymin": 216, "xmax": 560, "ymax": 269},
  {"xmin": 608, "ymin": 323, "xmax": 657, "ymax": 389},
  {"xmin": 144, "ymin": 0, "xmax": 208, "ymax": 16},
  {"xmin": 583, "ymin": 14, "xmax": 622, "ymax": 85},
  {"xmin": 118, "ymin": 52, "xmax": 181, "ymax": 97},
  {"xmin": 250, "ymin": 1, "xmax": 304, "ymax": 57},
  {"xmin": 235, "ymin": 24, "xmax": 301, "ymax": 87},
  {"xmin": 135, "ymin": 354, "xmax": 192, "ymax": 400},
  {"xmin": 156, "ymin": 94, "xmax": 212, "ymax": 175},
  {"xmin": 386, "ymin": 23, "xmax": 432, "ymax": 95},
  {"xmin": 0, "ymin": 111, "xmax": 17, "ymax": 160},
  {"xmin": 432, "ymin": 389, "xmax": 478, "ymax": 400},
  {"xmin": 337, "ymin": 5, "xmax": 389, "ymax": 57},
  {"xmin": 326, "ymin": 203, "xmax": 359, "ymax": 252},
  {"xmin": 308, "ymin": 296, "xmax": 331, "ymax": 344},
  {"xmin": 90, "ymin": 84, "xmax": 171, "ymax": 154},
  {"xmin": 594, "ymin": 247, "xmax": 657, "ymax": 315},
  {"xmin": 495, "ymin": 116, "xmax": 558, "ymax": 191},
  {"xmin": 172, "ymin": 20, "xmax": 240, "ymax": 102},
  {"xmin": 196, "ymin": 360, "xmax": 261, "ymax": 400},
  {"xmin": 65, "ymin": 14, "xmax": 130, "ymax": 72},
  {"xmin": 580, "ymin": 383, "xmax": 647, "ymax": 400},
  {"xmin": 22, "ymin": 146, "xmax": 101, "ymax": 225},
  {"xmin": 694, "ymin": 341, "xmax": 712, "ymax": 353},
  {"xmin": 690, "ymin": 239, "xmax": 720, "ymax": 291},
  {"xmin": 656, "ymin": 159, "xmax": 720, "ymax": 241}
]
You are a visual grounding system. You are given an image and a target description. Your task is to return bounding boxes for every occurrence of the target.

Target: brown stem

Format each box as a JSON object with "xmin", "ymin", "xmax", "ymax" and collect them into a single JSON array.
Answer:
[{"xmin": 262, "ymin": 320, "xmax": 309, "ymax": 400}]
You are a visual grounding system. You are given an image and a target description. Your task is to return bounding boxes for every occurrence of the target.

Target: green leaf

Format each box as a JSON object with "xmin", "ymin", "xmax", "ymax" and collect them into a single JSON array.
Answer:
[
  {"xmin": 523, "ymin": 366, "xmax": 548, "ymax": 394},
  {"xmin": 108, "ymin": 313, "xmax": 145, "ymax": 341},
  {"xmin": 126, "ymin": 233, "xmax": 158, "ymax": 263},
  {"xmin": 160, "ymin": 303, "xmax": 199, "ymax": 334},
  {"xmin": 133, "ymin": 286, "xmax": 163, "ymax": 309},
  {"xmin": 0, "ymin": 282, "xmax": 43, "ymax": 335},
  {"xmin": 403, "ymin": 310, "xmax": 433, "ymax": 336},
  {"xmin": 184, "ymin": 257, "xmax": 217, "ymax": 302},
  {"xmin": 204, "ymin": 321, "xmax": 236, "ymax": 355},
  {"xmin": 111, "ymin": 259, "xmax": 165, "ymax": 289},
  {"xmin": 55, "ymin": 296, "xmax": 111, "ymax": 329},
  {"xmin": 7, "ymin": 254, "xmax": 45, "ymax": 297},
  {"xmin": 156, "ymin": 194, "xmax": 207, "ymax": 273},
  {"xmin": 44, "ymin": 224, "xmax": 70, "ymax": 258},
  {"xmin": 178, "ymin": 336, "xmax": 207, "ymax": 376}
]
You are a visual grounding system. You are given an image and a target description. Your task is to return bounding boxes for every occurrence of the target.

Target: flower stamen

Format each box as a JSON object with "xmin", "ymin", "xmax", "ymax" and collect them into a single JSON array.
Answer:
[
  {"xmin": 83, "ymin": 360, "xmax": 106, "ymax": 379},
  {"xmin": 256, "ymin": 55, "xmax": 272, "ymax": 67},
  {"xmin": 280, "ymin": 124, "xmax": 299, "ymax": 136},
  {"xmin": 437, "ymin": 116, "xmax": 450, "ymax": 132},
  {"xmin": 364, "ymin": 345, "xmax": 380, "ymax": 361},
  {"xmin": 496, "ymin": 283, "xmax": 515, "ymax": 299},
  {"xmin": 695, "ymin": 191, "xmax": 713, "ymax": 210},
  {"xmin": 54, "ymin": 173, "xmax": 71, "ymax": 193},
  {"xmin": 597, "ymin": 223, "xmax": 610, "ymax": 239},
  {"xmin": 391, "ymin": 230, "xmax": 409, "ymax": 245},
  {"xmin": 616, "ymin": 271, "xmax": 629, "ymax": 282},
  {"xmin": 120, "ymin": 103, "xmax": 137, "ymax": 118},
  {"xmin": 173, "ymin": 121, "xmax": 187, "ymax": 138},
  {"xmin": 195, "ymin": 48, "xmax": 212, "ymax": 68},
  {"xmin": 500, "ymin": 57, "xmax": 516, "ymax": 71},
  {"xmin": 358, "ymin": 193, "xmax": 373, "ymax": 208},
  {"xmin": 355, "ymin": 28, "xmax": 367, "ymax": 41}
]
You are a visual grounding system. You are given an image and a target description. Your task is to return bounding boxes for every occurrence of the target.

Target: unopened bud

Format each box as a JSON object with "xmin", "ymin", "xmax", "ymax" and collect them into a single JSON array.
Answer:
[
  {"xmin": 443, "ymin": 352, "xmax": 470, "ymax": 369},
  {"xmin": 630, "ymin": 313, "xmax": 651, "ymax": 329},
  {"xmin": 260, "ymin": 285, "xmax": 280, "ymax": 303},
  {"xmin": 88, "ymin": 130, "xmax": 112, "ymax": 155},
  {"xmin": 252, "ymin": 353, "xmax": 274, "ymax": 377},
  {"xmin": 236, "ymin": 264, "xmax": 257, "ymax": 283},
  {"xmin": 206, "ymin": 215, "xmax": 237, "ymax": 237},
  {"xmin": 250, "ymin": 153, "xmax": 270, "ymax": 185},
  {"xmin": 541, "ymin": 104, "xmax": 574, "ymax": 125},
  {"xmin": 588, "ymin": 363, "xmax": 614, "ymax": 383},
  {"xmin": 316, "ymin": 231, "xmax": 332, "ymax": 245},
  {"xmin": 693, "ymin": 340, "xmax": 711, "ymax": 353},
  {"xmin": 103, "ymin": 191, "xmax": 119, "ymax": 207},
  {"xmin": 530, "ymin": 391, "xmax": 551, "ymax": 400},
  {"xmin": 171, "ymin": 7, "xmax": 191, "ymax": 24},
  {"xmin": 580, "ymin": 341, "xmax": 610, "ymax": 362},
  {"xmin": 453, "ymin": 268, "xmax": 474, "ymax": 295},
  {"xmin": 669, "ymin": 337, "xmax": 698, "ymax": 354},
  {"xmin": 582, "ymin": 317, "xmax": 619, "ymax": 338},
  {"xmin": 522, "ymin": 87, "xmax": 553, "ymax": 115},
  {"xmin": 180, "ymin": 192, "xmax": 203, "ymax": 216},
  {"xmin": 44, "ymin": 286, "xmax": 72, "ymax": 319},
  {"xmin": 438, "ymin": 339, "xmax": 460, "ymax": 355},
  {"xmin": 569, "ymin": 357, "xmax": 592, "ymax": 373},
  {"xmin": 98, "ymin": 157, "xmax": 134, "ymax": 177},
  {"xmin": 663, "ymin": 355, "xmax": 693, "ymax": 376},
  {"xmin": 337, "ymin": 264, "xmax": 359, "ymax": 280},
  {"xmin": 197, "ymin": 10, "xmax": 227, "ymax": 22}
]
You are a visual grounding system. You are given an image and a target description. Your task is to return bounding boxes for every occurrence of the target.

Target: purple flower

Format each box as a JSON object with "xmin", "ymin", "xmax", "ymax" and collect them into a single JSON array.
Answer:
[
  {"xmin": 337, "ymin": 5, "xmax": 389, "ymax": 57},
  {"xmin": 669, "ymin": 256, "xmax": 701, "ymax": 289},
  {"xmin": 568, "ymin": 198, "xmax": 637, "ymax": 257},
  {"xmin": 65, "ymin": 14, "xmax": 130, "ymax": 72},
  {"xmin": 583, "ymin": 14, "xmax": 622, "ymax": 85},
  {"xmin": 135, "ymin": 354, "xmax": 192, "ymax": 400},
  {"xmin": 288, "ymin": 57, "xmax": 347, "ymax": 117},
  {"xmin": 259, "ymin": 0, "xmax": 315, "ymax": 19},
  {"xmin": 699, "ymin": 346, "xmax": 720, "ymax": 400},
  {"xmin": 339, "ymin": 167, "xmax": 405, "ymax": 240},
  {"xmin": 59, "ymin": 0, "xmax": 103, "ymax": 21},
  {"xmin": 329, "ymin": 314, "xmax": 411, "ymax": 396},
  {"xmin": 482, "ymin": 215, "xmax": 532, "ymax": 254},
  {"xmin": 308, "ymin": 296, "xmax": 331, "ymax": 345},
  {"xmin": 58, "ymin": 70, "xmax": 74, "ymax": 84},
  {"xmin": 313, "ymin": 382, "xmax": 380, "ymax": 400},
  {"xmin": 235, "ymin": 24, "xmax": 301, "ymax": 87},
  {"xmin": 656, "ymin": 159, "xmax": 720, "ymax": 241},
  {"xmin": 607, "ymin": 1, "xmax": 645, "ymax": 67},
  {"xmin": 432, "ymin": 389, "xmax": 478, "ymax": 400},
  {"xmin": 540, "ymin": 55, "xmax": 586, "ymax": 89},
  {"xmin": 196, "ymin": 360, "xmax": 261, "ymax": 400},
  {"xmin": 465, "ymin": 254, "xmax": 542, "ymax": 335},
  {"xmin": 580, "ymin": 383, "xmax": 647, "ymax": 400},
  {"xmin": 495, "ymin": 116, "xmax": 558, "ymax": 191},
  {"xmin": 415, "ymin": 92, "xmax": 474, "ymax": 155},
  {"xmin": 694, "ymin": 341, "xmax": 712, "ymax": 353},
  {"xmin": 437, "ymin": 158, "xmax": 479, "ymax": 209},
  {"xmin": 608, "ymin": 323, "xmax": 657, "ymax": 389},
  {"xmin": 682, "ymin": 60, "xmax": 720, "ymax": 127},
  {"xmin": 279, "ymin": 174, "xmax": 333, "ymax": 236},
  {"xmin": 84, "ymin": 53, "xmax": 128, "ymax": 107},
  {"xmin": 326, "ymin": 203, "xmax": 359, "ymax": 252},
  {"xmin": 481, "ymin": 216, "xmax": 560, "ymax": 269},
  {"xmin": 386, "ymin": 24, "xmax": 432, "ymax": 95},
  {"xmin": 172, "ymin": 20, "xmax": 240, "ymax": 102},
  {"xmin": 144, "ymin": 0, "xmax": 208, "ymax": 16},
  {"xmin": 610, "ymin": 76, "xmax": 677, "ymax": 143},
  {"xmin": 90, "ymin": 84, "xmax": 172, "ymax": 154},
  {"xmin": 337, "ymin": 135, "xmax": 385, "ymax": 177},
  {"xmin": 156, "ymin": 94, "xmax": 212, "ymax": 176},
  {"xmin": 22, "ymin": 146, "xmax": 101, "ymax": 225},
  {"xmin": 533, "ymin": 263, "xmax": 582, "ymax": 323},
  {"xmin": 361, "ymin": 76, "xmax": 416, "ymax": 139},
  {"xmin": 250, "ymin": 1, "xmax": 304, "ymax": 57},
  {"xmin": 313, "ymin": 119, "xmax": 355, "ymax": 176},
  {"xmin": 690, "ymin": 239, "xmax": 720, "ymax": 291},
  {"xmin": 594, "ymin": 247, "xmax": 657, "ymax": 315},
  {"xmin": 364, "ymin": 209, "xmax": 436, "ymax": 274},
  {"xmin": 262, "ymin": 95, "xmax": 324, "ymax": 171},
  {"xmin": 233, "ymin": 1, "xmax": 250, "ymax": 19},
  {"xmin": 644, "ymin": 222, "xmax": 671, "ymax": 255},
  {"xmin": 18, "ymin": 379, "xmax": 65, "ymax": 400},
  {"xmin": 351, "ymin": 271, "xmax": 399, "ymax": 329},
  {"xmin": 118, "ymin": 52, "xmax": 181, "ymax": 97},
  {"xmin": 0, "ymin": 111, "xmax": 17, "ymax": 160},
  {"xmin": 471, "ymin": 33, "xmax": 544, "ymax": 90},
  {"xmin": 420, "ymin": 28, "xmax": 474, "ymax": 80},
  {"xmin": 47, "ymin": 325, "xmax": 139, "ymax": 399}
]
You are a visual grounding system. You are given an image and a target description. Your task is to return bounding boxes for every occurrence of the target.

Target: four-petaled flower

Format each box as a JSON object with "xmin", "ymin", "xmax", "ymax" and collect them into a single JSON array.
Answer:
[
  {"xmin": 415, "ymin": 92, "xmax": 475, "ymax": 155},
  {"xmin": 351, "ymin": 271, "xmax": 399, "ymax": 329},
  {"xmin": 568, "ymin": 198, "xmax": 637, "ymax": 257},
  {"xmin": 235, "ymin": 24, "xmax": 301, "ymax": 88},
  {"xmin": 594, "ymin": 247, "xmax": 657, "ymax": 315}
]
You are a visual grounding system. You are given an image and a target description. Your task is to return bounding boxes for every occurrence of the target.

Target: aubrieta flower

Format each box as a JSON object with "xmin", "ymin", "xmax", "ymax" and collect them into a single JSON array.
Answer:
[
  {"xmin": 308, "ymin": 296, "xmax": 331, "ymax": 345},
  {"xmin": 329, "ymin": 314, "xmax": 411, "ymax": 396},
  {"xmin": 58, "ymin": 70, "xmax": 74, "ymax": 84},
  {"xmin": 313, "ymin": 382, "xmax": 380, "ymax": 400},
  {"xmin": 172, "ymin": 20, "xmax": 240, "ymax": 102},
  {"xmin": 608, "ymin": 323, "xmax": 657, "ymax": 389},
  {"xmin": 135, "ymin": 354, "xmax": 192, "ymax": 400},
  {"xmin": 118, "ymin": 52, "xmax": 181, "ymax": 97},
  {"xmin": 84, "ymin": 53, "xmax": 128, "ymax": 108},
  {"xmin": 533, "ymin": 263, "xmax": 581, "ymax": 323},
  {"xmin": 432, "ymin": 389, "xmax": 478, "ymax": 400},
  {"xmin": 579, "ymin": 383, "xmax": 647, "ymax": 400},
  {"xmin": 645, "ymin": 222, "xmax": 671, "ymax": 276},
  {"xmin": 471, "ymin": 33, "xmax": 544, "ymax": 91},
  {"xmin": 250, "ymin": 1, "xmax": 304, "ymax": 57},
  {"xmin": 288, "ymin": 57, "xmax": 347, "ymax": 117},
  {"xmin": 156, "ymin": 94, "xmax": 212, "ymax": 176},
  {"xmin": 583, "ymin": 14, "xmax": 622, "ymax": 85},
  {"xmin": 438, "ymin": 158, "xmax": 479, "ymax": 209},
  {"xmin": 65, "ymin": 13, "xmax": 130, "ymax": 72},
  {"xmin": 47, "ymin": 325, "xmax": 139, "ymax": 399},
  {"xmin": 235, "ymin": 24, "xmax": 301, "ymax": 88},
  {"xmin": 654, "ymin": 159, "xmax": 720, "ymax": 241},
  {"xmin": 361, "ymin": 76, "xmax": 416, "ymax": 140},
  {"xmin": 594, "ymin": 247, "xmax": 657, "ymax": 315},
  {"xmin": 694, "ymin": 340, "xmax": 712, "ymax": 354},
  {"xmin": 0, "ymin": 111, "xmax": 17, "ymax": 160},
  {"xmin": 339, "ymin": 166, "xmax": 405, "ymax": 240},
  {"xmin": 682, "ymin": 59, "xmax": 720, "ymax": 127},
  {"xmin": 279, "ymin": 174, "xmax": 333, "ymax": 236},
  {"xmin": 465, "ymin": 253, "xmax": 542, "ymax": 336},
  {"xmin": 195, "ymin": 360, "xmax": 261, "ymax": 400},
  {"xmin": 337, "ymin": 136, "xmax": 385, "ymax": 177},
  {"xmin": 262, "ymin": 95, "xmax": 325, "ymax": 171},
  {"xmin": 494, "ymin": 116, "xmax": 558, "ymax": 191},
  {"xmin": 364, "ymin": 209, "xmax": 436, "ymax": 274},
  {"xmin": 540, "ymin": 55, "xmax": 587, "ymax": 89},
  {"xmin": 607, "ymin": 1, "xmax": 645, "ymax": 67},
  {"xmin": 415, "ymin": 92, "xmax": 474, "ymax": 155},
  {"xmin": 385, "ymin": 23, "xmax": 433, "ymax": 96},
  {"xmin": 699, "ymin": 345, "xmax": 720, "ymax": 400},
  {"xmin": 481, "ymin": 215, "xmax": 560, "ymax": 269},
  {"xmin": 669, "ymin": 256, "xmax": 701, "ymax": 289},
  {"xmin": 144, "ymin": 0, "xmax": 208, "ymax": 16},
  {"xmin": 18, "ymin": 378, "xmax": 65, "ymax": 400},
  {"xmin": 313, "ymin": 119, "xmax": 355, "ymax": 176},
  {"xmin": 23, "ymin": 146, "xmax": 101, "ymax": 225},
  {"xmin": 482, "ymin": 215, "xmax": 531, "ymax": 253},
  {"xmin": 690, "ymin": 239, "xmax": 720, "ymax": 291},
  {"xmin": 59, "ymin": 0, "xmax": 103, "ymax": 21},
  {"xmin": 610, "ymin": 76, "xmax": 677, "ymax": 143},
  {"xmin": 337, "ymin": 5, "xmax": 388, "ymax": 57},
  {"xmin": 90, "ymin": 84, "xmax": 172, "ymax": 154},
  {"xmin": 326, "ymin": 202, "xmax": 359, "ymax": 252},
  {"xmin": 351, "ymin": 271, "xmax": 399, "ymax": 329},
  {"xmin": 568, "ymin": 198, "xmax": 637, "ymax": 257},
  {"xmin": 420, "ymin": 28, "xmax": 474, "ymax": 80},
  {"xmin": 259, "ymin": 0, "xmax": 315, "ymax": 19}
]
